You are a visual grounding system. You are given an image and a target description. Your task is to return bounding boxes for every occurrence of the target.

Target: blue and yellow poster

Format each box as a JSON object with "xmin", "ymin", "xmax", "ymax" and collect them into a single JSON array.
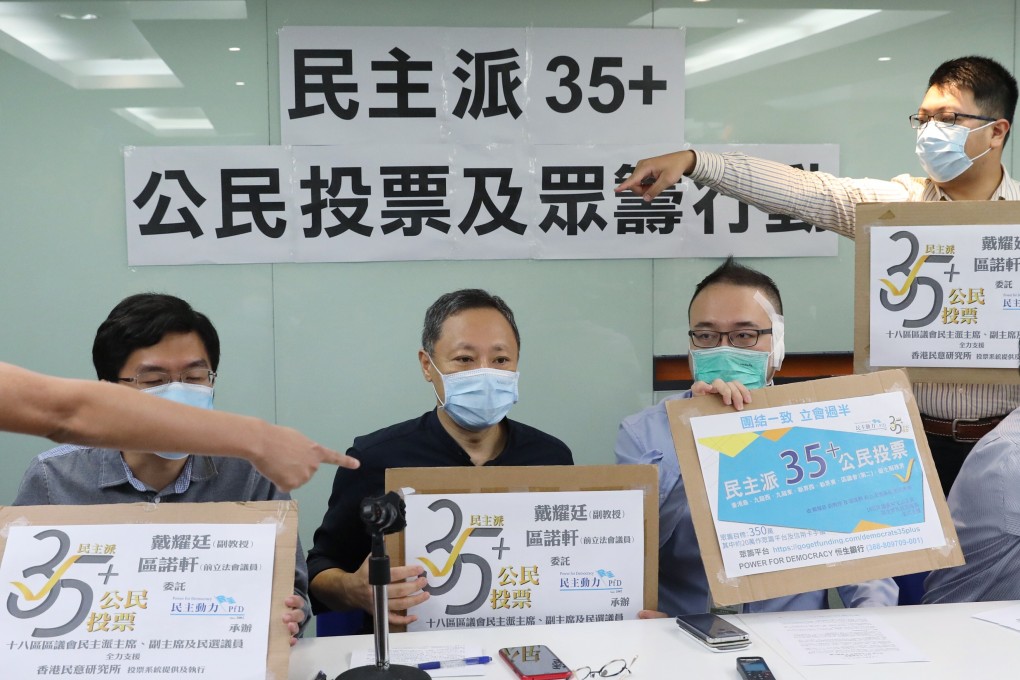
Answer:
[{"xmin": 690, "ymin": 391, "xmax": 946, "ymax": 578}]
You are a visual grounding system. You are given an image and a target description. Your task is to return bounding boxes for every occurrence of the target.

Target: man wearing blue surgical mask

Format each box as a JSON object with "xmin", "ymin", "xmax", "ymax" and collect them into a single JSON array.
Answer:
[
  {"xmin": 13, "ymin": 293, "xmax": 311, "ymax": 645},
  {"xmin": 308, "ymin": 289, "xmax": 573, "ymax": 629},
  {"xmin": 617, "ymin": 56, "xmax": 1020, "ymax": 497},
  {"xmin": 616, "ymin": 258, "xmax": 898, "ymax": 617}
]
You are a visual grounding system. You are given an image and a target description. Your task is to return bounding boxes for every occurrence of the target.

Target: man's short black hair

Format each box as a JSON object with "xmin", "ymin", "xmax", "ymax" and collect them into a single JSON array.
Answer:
[
  {"xmin": 688, "ymin": 257, "xmax": 783, "ymax": 319},
  {"xmin": 92, "ymin": 293, "xmax": 220, "ymax": 382},
  {"xmin": 421, "ymin": 289, "xmax": 520, "ymax": 355},
  {"xmin": 929, "ymin": 56, "xmax": 1018, "ymax": 142}
]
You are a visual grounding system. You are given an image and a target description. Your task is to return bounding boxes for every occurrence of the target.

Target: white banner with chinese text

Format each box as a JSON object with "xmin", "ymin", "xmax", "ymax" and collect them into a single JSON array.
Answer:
[
  {"xmin": 123, "ymin": 143, "xmax": 839, "ymax": 264},
  {"xmin": 278, "ymin": 26, "xmax": 685, "ymax": 147}
]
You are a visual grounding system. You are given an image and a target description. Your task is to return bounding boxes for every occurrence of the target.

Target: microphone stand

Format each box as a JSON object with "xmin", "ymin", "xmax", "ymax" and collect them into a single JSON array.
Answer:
[{"xmin": 336, "ymin": 496, "xmax": 428, "ymax": 680}]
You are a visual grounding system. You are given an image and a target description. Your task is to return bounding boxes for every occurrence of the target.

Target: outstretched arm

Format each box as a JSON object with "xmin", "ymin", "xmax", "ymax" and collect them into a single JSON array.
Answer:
[
  {"xmin": 0, "ymin": 361, "xmax": 358, "ymax": 491},
  {"xmin": 617, "ymin": 149, "xmax": 914, "ymax": 239}
]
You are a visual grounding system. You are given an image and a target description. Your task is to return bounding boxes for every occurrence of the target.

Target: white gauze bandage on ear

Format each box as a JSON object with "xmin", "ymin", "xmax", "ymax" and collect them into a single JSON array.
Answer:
[{"xmin": 753, "ymin": 291, "xmax": 785, "ymax": 371}]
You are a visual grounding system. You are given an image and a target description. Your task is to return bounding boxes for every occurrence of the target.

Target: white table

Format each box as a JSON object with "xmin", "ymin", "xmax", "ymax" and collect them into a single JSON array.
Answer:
[{"xmin": 290, "ymin": 601, "xmax": 1019, "ymax": 680}]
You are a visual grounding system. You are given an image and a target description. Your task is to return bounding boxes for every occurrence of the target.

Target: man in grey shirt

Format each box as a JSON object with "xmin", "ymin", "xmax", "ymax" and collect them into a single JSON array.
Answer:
[
  {"xmin": 13, "ymin": 293, "xmax": 310, "ymax": 645},
  {"xmin": 923, "ymin": 404, "xmax": 1020, "ymax": 603}
]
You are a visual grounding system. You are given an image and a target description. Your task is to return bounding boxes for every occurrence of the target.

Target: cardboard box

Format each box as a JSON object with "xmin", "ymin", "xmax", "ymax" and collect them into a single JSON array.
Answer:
[
  {"xmin": 0, "ymin": 501, "xmax": 297, "ymax": 678},
  {"xmin": 855, "ymin": 201, "xmax": 1020, "ymax": 384},
  {"xmin": 385, "ymin": 465, "xmax": 659, "ymax": 615},
  {"xmin": 667, "ymin": 369, "xmax": 963, "ymax": 606}
]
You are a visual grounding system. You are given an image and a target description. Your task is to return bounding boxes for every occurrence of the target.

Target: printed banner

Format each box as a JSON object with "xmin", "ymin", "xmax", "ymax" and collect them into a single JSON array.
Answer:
[
  {"xmin": 122, "ymin": 26, "xmax": 838, "ymax": 264},
  {"xmin": 123, "ymin": 143, "xmax": 838, "ymax": 264},
  {"xmin": 402, "ymin": 490, "xmax": 644, "ymax": 631},
  {"xmin": 0, "ymin": 524, "xmax": 275, "ymax": 679},
  {"xmin": 278, "ymin": 26, "xmax": 686, "ymax": 147},
  {"xmin": 689, "ymin": 391, "xmax": 946, "ymax": 578},
  {"xmin": 869, "ymin": 224, "xmax": 1020, "ymax": 369}
]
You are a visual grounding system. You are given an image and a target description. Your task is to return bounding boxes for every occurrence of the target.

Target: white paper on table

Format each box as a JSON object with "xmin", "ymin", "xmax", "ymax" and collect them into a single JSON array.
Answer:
[
  {"xmin": 973, "ymin": 603, "xmax": 1020, "ymax": 632},
  {"xmin": 349, "ymin": 645, "xmax": 487, "ymax": 677},
  {"xmin": 756, "ymin": 613, "xmax": 930, "ymax": 665}
]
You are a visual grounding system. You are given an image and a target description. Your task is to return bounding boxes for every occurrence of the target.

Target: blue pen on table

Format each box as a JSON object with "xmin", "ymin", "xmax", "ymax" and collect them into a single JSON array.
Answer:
[{"xmin": 418, "ymin": 655, "xmax": 492, "ymax": 670}]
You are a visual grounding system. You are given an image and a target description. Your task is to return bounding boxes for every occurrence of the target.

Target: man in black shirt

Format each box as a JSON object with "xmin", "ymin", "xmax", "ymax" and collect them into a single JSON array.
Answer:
[{"xmin": 307, "ymin": 289, "xmax": 573, "ymax": 627}]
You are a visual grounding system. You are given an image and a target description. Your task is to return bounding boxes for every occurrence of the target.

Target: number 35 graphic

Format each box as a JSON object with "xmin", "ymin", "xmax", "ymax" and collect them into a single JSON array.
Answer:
[
  {"xmin": 7, "ymin": 529, "xmax": 112, "ymax": 638},
  {"xmin": 417, "ymin": 499, "xmax": 501, "ymax": 615},
  {"xmin": 878, "ymin": 230, "xmax": 952, "ymax": 328}
]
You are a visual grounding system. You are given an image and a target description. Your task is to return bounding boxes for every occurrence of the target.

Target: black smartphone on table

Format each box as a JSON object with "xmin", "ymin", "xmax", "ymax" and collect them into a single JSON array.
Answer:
[
  {"xmin": 736, "ymin": 655, "xmax": 776, "ymax": 679},
  {"xmin": 675, "ymin": 613, "xmax": 751, "ymax": 651}
]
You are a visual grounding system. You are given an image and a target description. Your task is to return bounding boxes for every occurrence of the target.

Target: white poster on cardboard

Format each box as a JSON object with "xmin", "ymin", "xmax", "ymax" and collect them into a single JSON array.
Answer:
[
  {"xmin": 869, "ymin": 224, "xmax": 1020, "ymax": 369},
  {"xmin": 402, "ymin": 490, "xmax": 644, "ymax": 631},
  {"xmin": 0, "ymin": 524, "xmax": 275, "ymax": 679}
]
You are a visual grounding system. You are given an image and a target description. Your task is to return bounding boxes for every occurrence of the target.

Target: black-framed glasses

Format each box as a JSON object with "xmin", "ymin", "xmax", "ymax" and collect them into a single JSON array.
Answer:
[
  {"xmin": 570, "ymin": 656, "xmax": 638, "ymax": 679},
  {"xmin": 909, "ymin": 112, "xmax": 997, "ymax": 129},
  {"xmin": 118, "ymin": 368, "xmax": 217, "ymax": 389},
  {"xmin": 688, "ymin": 328, "xmax": 772, "ymax": 349}
]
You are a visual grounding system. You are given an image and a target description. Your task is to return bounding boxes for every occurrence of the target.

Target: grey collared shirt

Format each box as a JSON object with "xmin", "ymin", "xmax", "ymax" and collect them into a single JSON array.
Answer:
[
  {"xmin": 924, "ymin": 409, "xmax": 1020, "ymax": 603},
  {"xmin": 13, "ymin": 445, "xmax": 310, "ymax": 631}
]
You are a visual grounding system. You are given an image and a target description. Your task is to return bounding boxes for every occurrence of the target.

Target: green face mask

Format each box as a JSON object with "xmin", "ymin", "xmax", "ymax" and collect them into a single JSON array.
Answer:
[{"xmin": 690, "ymin": 346, "xmax": 770, "ymax": 390}]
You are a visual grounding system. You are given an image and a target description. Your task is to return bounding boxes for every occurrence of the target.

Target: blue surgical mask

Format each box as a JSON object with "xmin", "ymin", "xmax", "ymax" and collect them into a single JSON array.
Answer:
[
  {"xmin": 142, "ymin": 382, "xmax": 215, "ymax": 460},
  {"xmin": 915, "ymin": 120, "xmax": 993, "ymax": 182},
  {"xmin": 690, "ymin": 347, "xmax": 770, "ymax": 391},
  {"xmin": 429, "ymin": 358, "xmax": 519, "ymax": 431}
]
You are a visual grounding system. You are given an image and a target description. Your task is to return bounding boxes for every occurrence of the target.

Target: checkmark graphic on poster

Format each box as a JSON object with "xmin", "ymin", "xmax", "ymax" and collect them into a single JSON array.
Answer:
[
  {"xmin": 895, "ymin": 459, "xmax": 915, "ymax": 483},
  {"xmin": 418, "ymin": 528, "xmax": 476, "ymax": 577},
  {"xmin": 9, "ymin": 555, "xmax": 82, "ymax": 601},
  {"xmin": 878, "ymin": 254, "xmax": 929, "ymax": 297}
]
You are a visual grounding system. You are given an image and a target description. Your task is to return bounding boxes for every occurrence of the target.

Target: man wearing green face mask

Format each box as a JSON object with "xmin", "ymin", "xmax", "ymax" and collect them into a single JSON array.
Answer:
[
  {"xmin": 685, "ymin": 256, "xmax": 784, "ymax": 410},
  {"xmin": 686, "ymin": 273, "xmax": 783, "ymax": 405},
  {"xmin": 615, "ymin": 258, "xmax": 898, "ymax": 617}
]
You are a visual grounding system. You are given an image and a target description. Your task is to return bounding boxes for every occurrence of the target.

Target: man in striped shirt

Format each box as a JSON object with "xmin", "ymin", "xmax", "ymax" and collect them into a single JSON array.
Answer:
[{"xmin": 617, "ymin": 55, "xmax": 1020, "ymax": 496}]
